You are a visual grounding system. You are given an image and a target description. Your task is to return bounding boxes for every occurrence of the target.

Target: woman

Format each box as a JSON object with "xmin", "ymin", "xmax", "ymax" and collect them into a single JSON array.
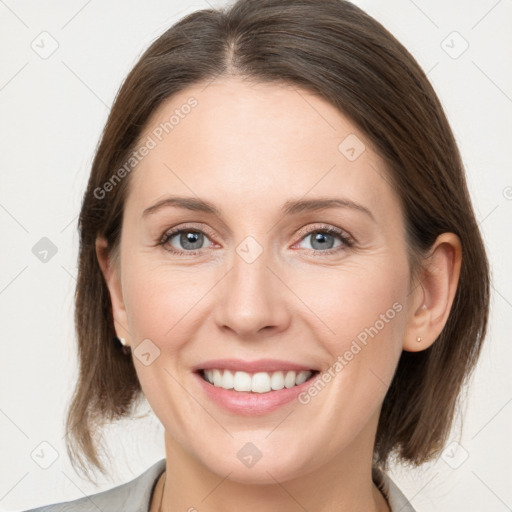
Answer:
[{"xmin": 24, "ymin": 0, "xmax": 490, "ymax": 510}]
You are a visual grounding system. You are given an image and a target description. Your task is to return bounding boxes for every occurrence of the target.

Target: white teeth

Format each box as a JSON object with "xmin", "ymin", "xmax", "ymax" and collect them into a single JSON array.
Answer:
[
  {"xmin": 270, "ymin": 371, "xmax": 285, "ymax": 390},
  {"xmin": 233, "ymin": 371, "xmax": 252, "ymax": 391},
  {"xmin": 295, "ymin": 370, "xmax": 309, "ymax": 385},
  {"xmin": 284, "ymin": 371, "xmax": 296, "ymax": 388},
  {"xmin": 251, "ymin": 372, "xmax": 270, "ymax": 393},
  {"xmin": 212, "ymin": 369, "xmax": 223, "ymax": 387},
  {"xmin": 202, "ymin": 369, "xmax": 313, "ymax": 393},
  {"xmin": 221, "ymin": 369, "xmax": 234, "ymax": 389}
]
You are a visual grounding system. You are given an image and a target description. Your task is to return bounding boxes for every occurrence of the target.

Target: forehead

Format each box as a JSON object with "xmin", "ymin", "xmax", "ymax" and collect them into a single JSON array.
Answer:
[{"xmin": 127, "ymin": 77, "xmax": 399, "ymax": 221}]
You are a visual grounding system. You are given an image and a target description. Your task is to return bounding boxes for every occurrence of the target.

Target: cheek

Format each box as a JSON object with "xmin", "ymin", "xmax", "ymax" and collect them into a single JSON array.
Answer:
[
  {"xmin": 122, "ymin": 259, "xmax": 203, "ymax": 341},
  {"xmin": 299, "ymin": 261, "xmax": 408, "ymax": 372},
  {"xmin": 121, "ymin": 260, "xmax": 203, "ymax": 428},
  {"xmin": 292, "ymin": 265, "xmax": 408, "ymax": 450}
]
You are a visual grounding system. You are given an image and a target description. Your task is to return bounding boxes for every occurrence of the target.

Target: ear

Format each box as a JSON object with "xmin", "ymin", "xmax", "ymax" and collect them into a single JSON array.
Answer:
[
  {"xmin": 96, "ymin": 236, "xmax": 131, "ymax": 346},
  {"xmin": 403, "ymin": 232, "xmax": 462, "ymax": 352}
]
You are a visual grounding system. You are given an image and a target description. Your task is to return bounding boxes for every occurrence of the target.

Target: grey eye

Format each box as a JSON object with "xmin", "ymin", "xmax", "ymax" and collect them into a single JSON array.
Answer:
[
  {"xmin": 299, "ymin": 231, "xmax": 343, "ymax": 251},
  {"xmin": 167, "ymin": 230, "xmax": 208, "ymax": 251}
]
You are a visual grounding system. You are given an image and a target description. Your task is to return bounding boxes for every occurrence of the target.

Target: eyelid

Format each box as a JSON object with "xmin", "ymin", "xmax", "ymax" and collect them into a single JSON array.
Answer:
[
  {"xmin": 158, "ymin": 223, "xmax": 218, "ymax": 256},
  {"xmin": 159, "ymin": 222, "xmax": 355, "ymax": 255},
  {"xmin": 294, "ymin": 223, "xmax": 355, "ymax": 246},
  {"xmin": 159, "ymin": 222, "xmax": 216, "ymax": 243}
]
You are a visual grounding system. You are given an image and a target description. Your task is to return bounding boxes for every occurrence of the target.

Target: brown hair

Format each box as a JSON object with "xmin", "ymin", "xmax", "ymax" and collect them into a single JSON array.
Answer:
[{"xmin": 66, "ymin": 0, "xmax": 490, "ymax": 480}]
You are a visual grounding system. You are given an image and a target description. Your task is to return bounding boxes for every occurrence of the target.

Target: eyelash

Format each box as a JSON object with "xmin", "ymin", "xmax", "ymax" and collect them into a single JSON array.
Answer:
[{"xmin": 158, "ymin": 223, "xmax": 355, "ymax": 257}]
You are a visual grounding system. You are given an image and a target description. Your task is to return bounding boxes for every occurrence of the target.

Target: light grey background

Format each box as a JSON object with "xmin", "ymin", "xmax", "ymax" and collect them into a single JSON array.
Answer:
[{"xmin": 1, "ymin": 0, "xmax": 511, "ymax": 510}]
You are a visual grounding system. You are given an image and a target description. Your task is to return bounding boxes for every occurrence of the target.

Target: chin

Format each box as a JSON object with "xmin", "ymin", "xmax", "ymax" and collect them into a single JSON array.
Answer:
[{"xmin": 198, "ymin": 446, "xmax": 314, "ymax": 485}]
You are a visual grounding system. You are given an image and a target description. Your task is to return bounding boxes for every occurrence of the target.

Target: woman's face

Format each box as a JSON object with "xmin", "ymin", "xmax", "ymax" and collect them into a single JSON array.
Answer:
[{"xmin": 106, "ymin": 77, "xmax": 418, "ymax": 483}]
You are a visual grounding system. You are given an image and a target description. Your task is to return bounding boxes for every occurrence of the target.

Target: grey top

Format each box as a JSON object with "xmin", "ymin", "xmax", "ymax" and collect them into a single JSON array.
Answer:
[{"xmin": 23, "ymin": 458, "xmax": 415, "ymax": 511}]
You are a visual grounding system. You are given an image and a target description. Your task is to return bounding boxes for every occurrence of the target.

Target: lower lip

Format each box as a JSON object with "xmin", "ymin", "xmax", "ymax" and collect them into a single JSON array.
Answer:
[{"xmin": 193, "ymin": 371, "xmax": 320, "ymax": 415}]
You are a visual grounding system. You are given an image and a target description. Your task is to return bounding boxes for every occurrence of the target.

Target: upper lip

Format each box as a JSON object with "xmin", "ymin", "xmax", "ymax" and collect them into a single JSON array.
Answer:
[{"xmin": 192, "ymin": 358, "xmax": 318, "ymax": 373}]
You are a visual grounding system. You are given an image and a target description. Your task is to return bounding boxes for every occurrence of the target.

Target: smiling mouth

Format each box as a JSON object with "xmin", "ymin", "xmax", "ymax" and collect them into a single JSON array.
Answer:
[{"xmin": 197, "ymin": 368, "xmax": 320, "ymax": 393}]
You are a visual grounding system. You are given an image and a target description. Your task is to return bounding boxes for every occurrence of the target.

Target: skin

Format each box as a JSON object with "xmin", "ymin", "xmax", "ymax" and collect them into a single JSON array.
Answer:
[{"xmin": 97, "ymin": 77, "xmax": 462, "ymax": 512}]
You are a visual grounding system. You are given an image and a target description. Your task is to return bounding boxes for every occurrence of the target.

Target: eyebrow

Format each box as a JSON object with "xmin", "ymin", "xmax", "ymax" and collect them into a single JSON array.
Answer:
[{"xmin": 142, "ymin": 196, "xmax": 375, "ymax": 221}]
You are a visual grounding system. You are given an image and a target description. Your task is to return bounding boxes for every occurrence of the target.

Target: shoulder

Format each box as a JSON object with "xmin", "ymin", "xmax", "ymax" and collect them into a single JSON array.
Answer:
[
  {"xmin": 22, "ymin": 459, "xmax": 166, "ymax": 512},
  {"xmin": 372, "ymin": 466, "xmax": 416, "ymax": 512}
]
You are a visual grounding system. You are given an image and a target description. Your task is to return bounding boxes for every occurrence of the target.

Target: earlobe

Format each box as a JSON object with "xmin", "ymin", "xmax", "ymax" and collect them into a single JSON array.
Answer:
[
  {"xmin": 403, "ymin": 232, "xmax": 462, "ymax": 352},
  {"xmin": 95, "ymin": 236, "xmax": 131, "ymax": 345}
]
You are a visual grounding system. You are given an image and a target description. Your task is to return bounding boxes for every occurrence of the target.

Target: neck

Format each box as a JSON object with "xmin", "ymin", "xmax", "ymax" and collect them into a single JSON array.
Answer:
[{"xmin": 154, "ymin": 413, "xmax": 390, "ymax": 512}]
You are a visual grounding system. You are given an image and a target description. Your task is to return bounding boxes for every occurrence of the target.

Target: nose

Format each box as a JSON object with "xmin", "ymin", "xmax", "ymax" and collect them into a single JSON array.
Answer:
[{"xmin": 213, "ymin": 244, "xmax": 291, "ymax": 339}]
